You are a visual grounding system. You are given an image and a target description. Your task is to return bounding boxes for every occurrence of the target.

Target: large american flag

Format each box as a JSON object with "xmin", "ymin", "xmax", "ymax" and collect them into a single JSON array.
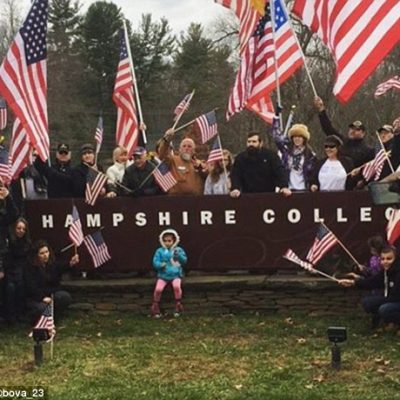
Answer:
[
  {"xmin": 95, "ymin": 116, "xmax": 103, "ymax": 153},
  {"xmin": 113, "ymin": 29, "xmax": 138, "ymax": 158},
  {"xmin": 362, "ymin": 143, "xmax": 387, "ymax": 181},
  {"xmin": 174, "ymin": 93, "xmax": 191, "ymax": 119},
  {"xmin": 292, "ymin": 0, "xmax": 400, "ymax": 103},
  {"xmin": 283, "ymin": 248, "xmax": 314, "ymax": 272},
  {"xmin": 195, "ymin": 110, "xmax": 218, "ymax": 144},
  {"xmin": 207, "ymin": 137, "xmax": 224, "ymax": 163},
  {"xmin": 153, "ymin": 161, "xmax": 177, "ymax": 192},
  {"xmin": 374, "ymin": 75, "xmax": 400, "ymax": 98},
  {"xmin": 215, "ymin": 0, "xmax": 266, "ymax": 55},
  {"xmin": 0, "ymin": 146, "xmax": 11, "ymax": 184},
  {"xmin": 0, "ymin": 0, "xmax": 49, "ymax": 162},
  {"xmin": 84, "ymin": 230, "xmax": 111, "ymax": 268},
  {"xmin": 85, "ymin": 169, "xmax": 107, "ymax": 206},
  {"xmin": 0, "ymin": 98, "xmax": 7, "ymax": 130},
  {"xmin": 306, "ymin": 224, "xmax": 338, "ymax": 266},
  {"xmin": 68, "ymin": 205, "xmax": 84, "ymax": 247},
  {"xmin": 9, "ymin": 119, "xmax": 30, "ymax": 181},
  {"xmin": 387, "ymin": 208, "xmax": 400, "ymax": 245},
  {"xmin": 227, "ymin": 0, "xmax": 303, "ymax": 124}
]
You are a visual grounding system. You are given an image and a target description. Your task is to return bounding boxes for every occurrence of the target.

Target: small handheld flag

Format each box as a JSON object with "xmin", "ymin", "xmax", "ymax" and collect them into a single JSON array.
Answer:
[{"xmin": 69, "ymin": 205, "xmax": 84, "ymax": 246}]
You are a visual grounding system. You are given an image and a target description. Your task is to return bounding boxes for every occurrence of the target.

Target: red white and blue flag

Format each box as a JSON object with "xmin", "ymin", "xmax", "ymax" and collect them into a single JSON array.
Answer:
[
  {"xmin": 292, "ymin": 0, "xmax": 400, "ymax": 103},
  {"xmin": 174, "ymin": 93, "xmax": 191, "ymax": 119},
  {"xmin": 33, "ymin": 303, "xmax": 54, "ymax": 331},
  {"xmin": 95, "ymin": 116, "xmax": 103, "ymax": 154},
  {"xmin": 0, "ymin": 98, "xmax": 7, "ymax": 130},
  {"xmin": 306, "ymin": 224, "xmax": 338, "ymax": 265},
  {"xmin": 0, "ymin": 0, "xmax": 49, "ymax": 161},
  {"xmin": 387, "ymin": 208, "xmax": 400, "ymax": 245},
  {"xmin": 195, "ymin": 110, "xmax": 218, "ymax": 144},
  {"xmin": 9, "ymin": 119, "xmax": 30, "ymax": 181},
  {"xmin": 85, "ymin": 169, "xmax": 107, "ymax": 206},
  {"xmin": 153, "ymin": 161, "xmax": 177, "ymax": 192},
  {"xmin": 84, "ymin": 230, "xmax": 111, "ymax": 268},
  {"xmin": 362, "ymin": 144, "xmax": 387, "ymax": 181},
  {"xmin": 375, "ymin": 75, "xmax": 400, "ymax": 98},
  {"xmin": 227, "ymin": 0, "xmax": 303, "ymax": 124},
  {"xmin": 283, "ymin": 248, "xmax": 314, "ymax": 272},
  {"xmin": 0, "ymin": 146, "xmax": 11, "ymax": 184},
  {"xmin": 68, "ymin": 205, "xmax": 84, "ymax": 247},
  {"xmin": 207, "ymin": 138, "xmax": 224, "ymax": 163},
  {"xmin": 113, "ymin": 29, "xmax": 138, "ymax": 158}
]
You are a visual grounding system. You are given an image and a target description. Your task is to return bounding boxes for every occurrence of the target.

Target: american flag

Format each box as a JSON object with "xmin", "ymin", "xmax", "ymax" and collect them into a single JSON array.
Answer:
[
  {"xmin": 0, "ymin": 0, "xmax": 49, "ymax": 162},
  {"xmin": 362, "ymin": 144, "xmax": 387, "ymax": 181},
  {"xmin": 0, "ymin": 146, "xmax": 11, "ymax": 184},
  {"xmin": 113, "ymin": 28, "xmax": 139, "ymax": 158},
  {"xmin": 306, "ymin": 224, "xmax": 338, "ymax": 266},
  {"xmin": 207, "ymin": 138, "xmax": 224, "ymax": 163},
  {"xmin": 0, "ymin": 98, "xmax": 7, "ymax": 130},
  {"xmin": 84, "ymin": 230, "xmax": 111, "ymax": 268},
  {"xmin": 174, "ymin": 93, "xmax": 191, "ymax": 119},
  {"xmin": 195, "ymin": 110, "xmax": 218, "ymax": 144},
  {"xmin": 153, "ymin": 161, "xmax": 177, "ymax": 192},
  {"xmin": 292, "ymin": 0, "xmax": 400, "ymax": 103},
  {"xmin": 215, "ymin": 0, "xmax": 266, "ymax": 55},
  {"xmin": 227, "ymin": 0, "xmax": 303, "ymax": 124},
  {"xmin": 33, "ymin": 303, "xmax": 55, "ymax": 332},
  {"xmin": 283, "ymin": 248, "xmax": 314, "ymax": 272},
  {"xmin": 387, "ymin": 209, "xmax": 400, "ymax": 245},
  {"xmin": 69, "ymin": 205, "xmax": 84, "ymax": 247},
  {"xmin": 95, "ymin": 116, "xmax": 103, "ymax": 153},
  {"xmin": 85, "ymin": 169, "xmax": 107, "ymax": 206},
  {"xmin": 374, "ymin": 75, "xmax": 400, "ymax": 98},
  {"xmin": 9, "ymin": 119, "xmax": 31, "ymax": 181}
]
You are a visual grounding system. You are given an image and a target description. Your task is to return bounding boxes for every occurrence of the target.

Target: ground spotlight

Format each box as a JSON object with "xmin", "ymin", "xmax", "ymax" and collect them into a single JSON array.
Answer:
[
  {"xmin": 32, "ymin": 329, "xmax": 51, "ymax": 366},
  {"xmin": 327, "ymin": 326, "xmax": 347, "ymax": 369}
]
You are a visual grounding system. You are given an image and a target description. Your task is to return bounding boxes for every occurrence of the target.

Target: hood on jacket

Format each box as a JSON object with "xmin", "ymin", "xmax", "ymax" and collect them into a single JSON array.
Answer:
[{"xmin": 159, "ymin": 229, "xmax": 180, "ymax": 248}]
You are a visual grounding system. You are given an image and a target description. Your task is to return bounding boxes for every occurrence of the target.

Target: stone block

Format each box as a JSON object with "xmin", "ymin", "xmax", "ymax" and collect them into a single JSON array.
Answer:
[{"xmin": 96, "ymin": 303, "xmax": 117, "ymax": 311}]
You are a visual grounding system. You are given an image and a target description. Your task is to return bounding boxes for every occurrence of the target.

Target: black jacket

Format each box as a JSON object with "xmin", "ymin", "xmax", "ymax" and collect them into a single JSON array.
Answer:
[
  {"xmin": 35, "ymin": 158, "xmax": 73, "ymax": 198},
  {"xmin": 121, "ymin": 161, "xmax": 163, "ymax": 196},
  {"xmin": 318, "ymin": 110, "xmax": 374, "ymax": 168},
  {"xmin": 24, "ymin": 260, "xmax": 69, "ymax": 302},
  {"xmin": 0, "ymin": 195, "xmax": 18, "ymax": 273},
  {"xmin": 356, "ymin": 261, "xmax": 400, "ymax": 302},
  {"xmin": 230, "ymin": 148, "xmax": 288, "ymax": 193},
  {"xmin": 379, "ymin": 135, "xmax": 400, "ymax": 180},
  {"xmin": 4, "ymin": 237, "xmax": 31, "ymax": 282}
]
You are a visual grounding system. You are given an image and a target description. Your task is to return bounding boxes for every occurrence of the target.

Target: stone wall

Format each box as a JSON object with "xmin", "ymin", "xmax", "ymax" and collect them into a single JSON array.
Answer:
[{"xmin": 63, "ymin": 274, "xmax": 367, "ymax": 316}]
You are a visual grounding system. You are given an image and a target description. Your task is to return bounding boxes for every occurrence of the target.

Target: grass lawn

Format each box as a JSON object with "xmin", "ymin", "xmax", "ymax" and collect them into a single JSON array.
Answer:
[{"xmin": 1, "ymin": 312, "xmax": 400, "ymax": 400}]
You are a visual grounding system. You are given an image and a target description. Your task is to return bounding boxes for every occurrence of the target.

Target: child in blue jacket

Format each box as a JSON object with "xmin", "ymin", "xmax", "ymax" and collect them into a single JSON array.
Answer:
[{"xmin": 151, "ymin": 229, "xmax": 187, "ymax": 317}]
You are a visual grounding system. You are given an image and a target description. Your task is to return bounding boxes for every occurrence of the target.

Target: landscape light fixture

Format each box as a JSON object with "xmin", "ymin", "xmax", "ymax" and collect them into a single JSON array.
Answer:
[
  {"xmin": 327, "ymin": 326, "xmax": 347, "ymax": 369},
  {"xmin": 32, "ymin": 328, "xmax": 51, "ymax": 366}
]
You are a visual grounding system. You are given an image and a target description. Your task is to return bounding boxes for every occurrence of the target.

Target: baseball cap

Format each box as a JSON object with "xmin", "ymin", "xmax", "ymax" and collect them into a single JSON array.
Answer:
[
  {"xmin": 377, "ymin": 125, "xmax": 394, "ymax": 134},
  {"xmin": 133, "ymin": 146, "xmax": 147, "ymax": 156},
  {"xmin": 348, "ymin": 120, "xmax": 365, "ymax": 130},
  {"xmin": 57, "ymin": 143, "xmax": 70, "ymax": 153},
  {"xmin": 80, "ymin": 143, "xmax": 95, "ymax": 154}
]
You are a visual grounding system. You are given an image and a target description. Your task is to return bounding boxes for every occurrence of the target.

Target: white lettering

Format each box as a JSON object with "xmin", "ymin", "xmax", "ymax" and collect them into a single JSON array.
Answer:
[
  {"xmin": 159, "ymin": 212, "xmax": 171, "ymax": 226},
  {"xmin": 135, "ymin": 212, "xmax": 147, "ymax": 227},
  {"xmin": 87, "ymin": 214, "xmax": 101, "ymax": 228},
  {"xmin": 200, "ymin": 211, "xmax": 213, "ymax": 225},
  {"xmin": 182, "ymin": 211, "xmax": 189, "ymax": 225},
  {"xmin": 385, "ymin": 207, "xmax": 394, "ymax": 221},
  {"xmin": 42, "ymin": 214, "xmax": 53, "ymax": 228},
  {"xmin": 263, "ymin": 209, "xmax": 275, "ymax": 224},
  {"xmin": 337, "ymin": 208, "xmax": 348, "ymax": 223},
  {"xmin": 288, "ymin": 209, "xmax": 301, "ymax": 224},
  {"xmin": 360, "ymin": 207, "xmax": 372, "ymax": 222},
  {"xmin": 64, "ymin": 214, "xmax": 73, "ymax": 228},
  {"xmin": 225, "ymin": 210, "xmax": 236, "ymax": 225},
  {"xmin": 314, "ymin": 209, "xmax": 323, "ymax": 223},
  {"xmin": 113, "ymin": 213, "xmax": 124, "ymax": 227}
]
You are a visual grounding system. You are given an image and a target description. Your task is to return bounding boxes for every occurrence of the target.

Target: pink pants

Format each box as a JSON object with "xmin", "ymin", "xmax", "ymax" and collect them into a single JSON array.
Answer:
[{"xmin": 153, "ymin": 278, "xmax": 182, "ymax": 302}]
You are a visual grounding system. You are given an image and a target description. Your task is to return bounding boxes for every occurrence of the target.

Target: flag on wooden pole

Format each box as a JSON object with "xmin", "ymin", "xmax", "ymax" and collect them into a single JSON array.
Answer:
[
  {"xmin": 153, "ymin": 162, "xmax": 177, "ymax": 192},
  {"xmin": 207, "ymin": 138, "xmax": 224, "ymax": 163},
  {"xmin": 306, "ymin": 224, "xmax": 338, "ymax": 265},
  {"xmin": 68, "ymin": 205, "xmax": 84, "ymax": 247},
  {"xmin": 85, "ymin": 169, "xmax": 107, "ymax": 206},
  {"xmin": 195, "ymin": 110, "xmax": 218, "ymax": 144}
]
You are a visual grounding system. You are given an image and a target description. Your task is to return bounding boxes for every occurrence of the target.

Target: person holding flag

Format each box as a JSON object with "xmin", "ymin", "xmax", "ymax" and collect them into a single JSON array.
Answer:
[
  {"xmin": 106, "ymin": 145, "xmax": 132, "ymax": 193},
  {"xmin": 24, "ymin": 240, "xmax": 79, "ymax": 324},
  {"xmin": 204, "ymin": 145, "xmax": 233, "ymax": 195}
]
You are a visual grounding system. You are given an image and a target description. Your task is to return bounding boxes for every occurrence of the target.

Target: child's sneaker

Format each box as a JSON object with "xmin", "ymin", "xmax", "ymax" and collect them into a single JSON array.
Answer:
[
  {"xmin": 173, "ymin": 302, "xmax": 184, "ymax": 318},
  {"xmin": 151, "ymin": 302, "xmax": 161, "ymax": 318}
]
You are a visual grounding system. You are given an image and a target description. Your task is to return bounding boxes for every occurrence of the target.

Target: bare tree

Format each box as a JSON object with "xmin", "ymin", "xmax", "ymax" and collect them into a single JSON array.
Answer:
[{"xmin": 0, "ymin": 0, "xmax": 22, "ymax": 59}]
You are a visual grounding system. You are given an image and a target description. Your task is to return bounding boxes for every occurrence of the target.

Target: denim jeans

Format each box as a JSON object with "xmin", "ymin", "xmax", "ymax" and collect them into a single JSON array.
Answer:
[{"xmin": 362, "ymin": 295, "xmax": 400, "ymax": 324}]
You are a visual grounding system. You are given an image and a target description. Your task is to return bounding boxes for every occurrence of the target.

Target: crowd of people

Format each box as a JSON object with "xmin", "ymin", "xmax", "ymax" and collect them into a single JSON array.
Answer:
[{"xmin": 0, "ymin": 97, "xmax": 400, "ymax": 331}]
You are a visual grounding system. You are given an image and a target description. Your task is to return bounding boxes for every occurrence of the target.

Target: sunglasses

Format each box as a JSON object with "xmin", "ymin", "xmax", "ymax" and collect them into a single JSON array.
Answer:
[{"xmin": 324, "ymin": 144, "xmax": 337, "ymax": 149}]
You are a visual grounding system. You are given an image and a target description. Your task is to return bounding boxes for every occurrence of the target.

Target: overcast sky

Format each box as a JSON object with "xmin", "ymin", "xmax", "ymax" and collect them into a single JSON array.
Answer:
[{"xmin": 22, "ymin": 0, "xmax": 229, "ymax": 35}]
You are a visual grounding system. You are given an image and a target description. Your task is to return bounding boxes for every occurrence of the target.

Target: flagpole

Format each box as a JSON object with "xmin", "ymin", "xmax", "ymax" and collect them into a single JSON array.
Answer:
[
  {"xmin": 216, "ymin": 134, "xmax": 229, "ymax": 193},
  {"xmin": 50, "ymin": 295, "xmax": 54, "ymax": 360},
  {"xmin": 135, "ymin": 162, "xmax": 160, "ymax": 192},
  {"xmin": 122, "ymin": 20, "xmax": 147, "ymax": 144},
  {"xmin": 283, "ymin": 1, "xmax": 318, "ymax": 97},
  {"xmin": 174, "ymin": 108, "xmax": 219, "ymax": 134},
  {"xmin": 269, "ymin": 0, "xmax": 283, "ymax": 130},
  {"xmin": 320, "ymin": 221, "xmax": 360, "ymax": 268},
  {"xmin": 95, "ymin": 114, "xmax": 102, "ymax": 166},
  {"xmin": 346, "ymin": 150, "xmax": 392, "ymax": 176},
  {"xmin": 375, "ymin": 131, "xmax": 395, "ymax": 173},
  {"xmin": 171, "ymin": 89, "xmax": 195, "ymax": 130},
  {"xmin": 283, "ymin": 105, "xmax": 296, "ymax": 136}
]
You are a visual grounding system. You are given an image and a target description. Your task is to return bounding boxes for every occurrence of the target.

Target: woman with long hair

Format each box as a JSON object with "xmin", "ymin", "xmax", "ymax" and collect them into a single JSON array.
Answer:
[{"xmin": 204, "ymin": 150, "xmax": 233, "ymax": 195}]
